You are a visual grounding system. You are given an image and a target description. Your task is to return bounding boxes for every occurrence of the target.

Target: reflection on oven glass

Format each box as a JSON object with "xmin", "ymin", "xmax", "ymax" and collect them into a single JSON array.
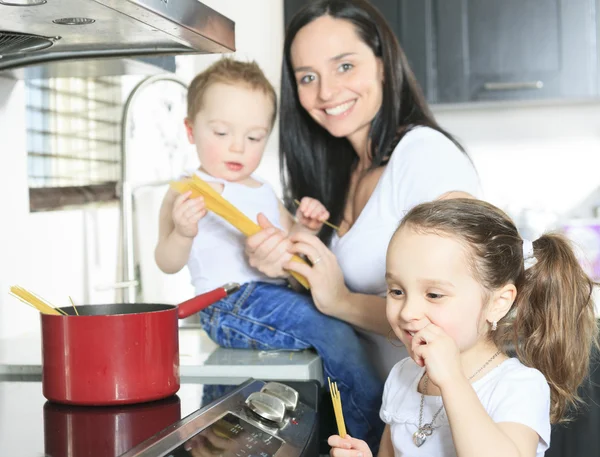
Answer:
[{"xmin": 166, "ymin": 413, "xmax": 283, "ymax": 457}]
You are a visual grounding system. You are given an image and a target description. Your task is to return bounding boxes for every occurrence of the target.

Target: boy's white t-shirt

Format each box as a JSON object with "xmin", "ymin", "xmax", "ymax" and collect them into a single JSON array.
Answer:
[
  {"xmin": 330, "ymin": 126, "xmax": 482, "ymax": 379},
  {"xmin": 186, "ymin": 169, "xmax": 286, "ymax": 295},
  {"xmin": 380, "ymin": 357, "xmax": 551, "ymax": 457}
]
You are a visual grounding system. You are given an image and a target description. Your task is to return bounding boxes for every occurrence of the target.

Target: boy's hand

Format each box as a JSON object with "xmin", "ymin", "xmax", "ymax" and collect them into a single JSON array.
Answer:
[
  {"xmin": 172, "ymin": 191, "xmax": 206, "ymax": 238},
  {"xmin": 295, "ymin": 197, "xmax": 330, "ymax": 231},
  {"xmin": 328, "ymin": 435, "xmax": 372, "ymax": 457}
]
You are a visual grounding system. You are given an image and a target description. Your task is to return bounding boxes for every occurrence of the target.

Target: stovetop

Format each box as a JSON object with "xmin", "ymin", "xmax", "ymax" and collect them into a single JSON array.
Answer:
[{"xmin": 0, "ymin": 373, "xmax": 215, "ymax": 457}]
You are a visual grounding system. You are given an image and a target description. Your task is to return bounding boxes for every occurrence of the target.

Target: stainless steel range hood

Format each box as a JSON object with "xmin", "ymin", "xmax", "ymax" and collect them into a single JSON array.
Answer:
[{"xmin": 0, "ymin": 0, "xmax": 235, "ymax": 79}]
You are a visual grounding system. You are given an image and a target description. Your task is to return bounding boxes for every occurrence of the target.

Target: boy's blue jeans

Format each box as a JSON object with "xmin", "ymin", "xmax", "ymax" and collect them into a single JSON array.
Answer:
[{"xmin": 199, "ymin": 281, "xmax": 384, "ymax": 451}]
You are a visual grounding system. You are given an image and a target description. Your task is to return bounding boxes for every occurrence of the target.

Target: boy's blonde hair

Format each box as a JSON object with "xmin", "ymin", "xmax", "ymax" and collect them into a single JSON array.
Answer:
[{"xmin": 187, "ymin": 58, "xmax": 277, "ymax": 127}]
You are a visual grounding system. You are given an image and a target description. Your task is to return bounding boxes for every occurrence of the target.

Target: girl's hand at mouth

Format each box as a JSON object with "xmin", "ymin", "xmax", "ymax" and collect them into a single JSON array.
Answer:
[{"xmin": 411, "ymin": 324, "xmax": 463, "ymax": 389}]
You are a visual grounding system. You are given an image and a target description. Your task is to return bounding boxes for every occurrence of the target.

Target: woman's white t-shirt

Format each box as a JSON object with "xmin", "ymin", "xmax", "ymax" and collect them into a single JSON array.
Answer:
[
  {"xmin": 330, "ymin": 126, "xmax": 482, "ymax": 379},
  {"xmin": 380, "ymin": 357, "xmax": 551, "ymax": 457}
]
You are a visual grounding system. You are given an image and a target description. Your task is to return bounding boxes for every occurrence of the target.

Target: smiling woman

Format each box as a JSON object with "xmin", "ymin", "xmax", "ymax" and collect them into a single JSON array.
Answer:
[
  {"xmin": 240, "ymin": 1, "xmax": 482, "ymax": 452},
  {"xmin": 244, "ymin": 0, "xmax": 480, "ymax": 379}
]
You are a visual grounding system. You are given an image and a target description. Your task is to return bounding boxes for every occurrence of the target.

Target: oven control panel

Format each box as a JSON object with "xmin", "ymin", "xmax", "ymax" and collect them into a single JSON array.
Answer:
[{"xmin": 119, "ymin": 380, "xmax": 318, "ymax": 457}]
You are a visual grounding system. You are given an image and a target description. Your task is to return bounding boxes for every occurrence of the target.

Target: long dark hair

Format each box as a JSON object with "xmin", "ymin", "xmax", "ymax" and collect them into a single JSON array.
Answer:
[
  {"xmin": 280, "ymin": 0, "xmax": 463, "ymax": 243},
  {"xmin": 397, "ymin": 198, "xmax": 599, "ymax": 423}
]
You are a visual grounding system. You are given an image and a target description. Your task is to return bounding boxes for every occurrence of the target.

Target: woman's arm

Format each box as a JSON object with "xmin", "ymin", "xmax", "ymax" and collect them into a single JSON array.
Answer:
[
  {"xmin": 332, "ymin": 290, "xmax": 389, "ymax": 335},
  {"xmin": 286, "ymin": 232, "xmax": 391, "ymax": 335}
]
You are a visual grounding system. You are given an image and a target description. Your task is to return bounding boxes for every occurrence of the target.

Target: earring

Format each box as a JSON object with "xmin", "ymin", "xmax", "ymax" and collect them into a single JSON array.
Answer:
[{"xmin": 491, "ymin": 321, "xmax": 497, "ymax": 331}]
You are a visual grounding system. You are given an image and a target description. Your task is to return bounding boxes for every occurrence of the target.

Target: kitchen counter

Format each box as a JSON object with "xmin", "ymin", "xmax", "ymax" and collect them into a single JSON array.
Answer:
[{"xmin": 0, "ymin": 327, "xmax": 324, "ymax": 385}]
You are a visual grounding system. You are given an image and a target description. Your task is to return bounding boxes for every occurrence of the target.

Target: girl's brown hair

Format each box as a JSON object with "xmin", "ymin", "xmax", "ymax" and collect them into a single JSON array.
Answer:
[{"xmin": 397, "ymin": 198, "xmax": 598, "ymax": 423}]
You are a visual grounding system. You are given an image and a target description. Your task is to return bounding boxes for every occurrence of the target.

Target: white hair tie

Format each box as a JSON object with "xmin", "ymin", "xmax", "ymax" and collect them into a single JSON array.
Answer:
[{"xmin": 522, "ymin": 239, "xmax": 538, "ymax": 270}]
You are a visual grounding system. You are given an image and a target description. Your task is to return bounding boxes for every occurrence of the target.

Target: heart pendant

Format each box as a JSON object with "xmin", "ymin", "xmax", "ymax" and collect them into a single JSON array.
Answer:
[{"xmin": 412, "ymin": 430, "xmax": 427, "ymax": 447}]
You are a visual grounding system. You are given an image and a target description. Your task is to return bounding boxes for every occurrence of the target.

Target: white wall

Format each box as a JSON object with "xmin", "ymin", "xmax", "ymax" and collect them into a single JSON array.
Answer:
[
  {"xmin": 433, "ymin": 101, "xmax": 600, "ymax": 236},
  {"xmin": 0, "ymin": 78, "xmax": 32, "ymax": 337}
]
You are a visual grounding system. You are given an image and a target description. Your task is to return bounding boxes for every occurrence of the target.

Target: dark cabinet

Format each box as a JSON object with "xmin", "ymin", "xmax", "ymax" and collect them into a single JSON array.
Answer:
[
  {"xmin": 283, "ymin": 0, "xmax": 599, "ymax": 104},
  {"xmin": 544, "ymin": 346, "xmax": 600, "ymax": 457},
  {"xmin": 433, "ymin": 0, "xmax": 598, "ymax": 103}
]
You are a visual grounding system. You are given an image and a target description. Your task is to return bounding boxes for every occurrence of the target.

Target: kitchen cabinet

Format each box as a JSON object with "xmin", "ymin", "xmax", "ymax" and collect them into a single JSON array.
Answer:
[
  {"xmin": 283, "ymin": 0, "xmax": 599, "ymax": 104},
  {"xmin": 433, "ymin": 0, "xmax": 598, "ymax": 103}
]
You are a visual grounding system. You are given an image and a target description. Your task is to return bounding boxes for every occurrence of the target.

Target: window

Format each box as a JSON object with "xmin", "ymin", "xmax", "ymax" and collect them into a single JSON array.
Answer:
[{"xmin": 25, "ymin": 77, "xmax": 123, "ymax": 211}]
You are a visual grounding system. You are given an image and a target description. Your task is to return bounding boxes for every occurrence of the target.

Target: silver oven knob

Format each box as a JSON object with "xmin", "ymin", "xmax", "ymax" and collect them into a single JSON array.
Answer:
[
  {"xmin": 261, "ymin": 382, "xmax": 299, "ymax": 411},
  {"xmin": 245, "ymin": 392, "xmax": 286, "ymax": 424}
]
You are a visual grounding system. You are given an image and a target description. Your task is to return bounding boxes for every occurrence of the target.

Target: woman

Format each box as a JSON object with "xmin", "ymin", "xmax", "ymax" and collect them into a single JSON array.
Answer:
[{"xmin": 246, "ymin": 0, "xmax": 480, "ymax": 379}]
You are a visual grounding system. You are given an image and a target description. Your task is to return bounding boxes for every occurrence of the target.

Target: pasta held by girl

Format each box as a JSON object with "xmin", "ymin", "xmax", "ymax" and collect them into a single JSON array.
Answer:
[{"xmin": 329, "ymin": 198, "xmax": 598, "ymax": 457}]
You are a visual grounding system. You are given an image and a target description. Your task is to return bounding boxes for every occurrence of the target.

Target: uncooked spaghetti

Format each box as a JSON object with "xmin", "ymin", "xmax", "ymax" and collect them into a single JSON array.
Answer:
[
  {"xmin": 328, "ymin": 377, "xmax": 347, "ymax": 438},
  {"xmin": 9, "ymin": 285, "xmax": 67, "ymax": 316},
  {"xmin": 171, "ymin": 174, "xmax": 311, "ymax": 289}
]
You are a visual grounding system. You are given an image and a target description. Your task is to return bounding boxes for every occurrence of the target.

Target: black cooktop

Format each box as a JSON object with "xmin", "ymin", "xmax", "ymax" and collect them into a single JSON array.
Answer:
[{"xmin": 0, "ymin": 373, "xmax": 219, "ymax": 457}]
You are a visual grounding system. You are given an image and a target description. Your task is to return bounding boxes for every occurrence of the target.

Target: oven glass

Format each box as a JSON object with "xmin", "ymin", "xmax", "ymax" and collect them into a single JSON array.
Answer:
[{"xmin": 166, "ymin": 412, "xmax": 284, "ymax": 457}]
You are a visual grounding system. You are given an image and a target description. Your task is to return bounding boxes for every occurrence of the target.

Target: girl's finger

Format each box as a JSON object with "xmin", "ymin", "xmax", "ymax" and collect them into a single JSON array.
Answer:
[
  {"xmin": 412, "ymin": 341, "xmax": 428, "ymax": 367},
  {"xmin": 330, "ymin": 448, "xmax": 365, "ymax": 457},
  {"xmin": 414, "ymin": 324, "xmax": 441, "ymax": 346},
  {"xmin": 327, "ymin": 435, "xmax": 354, "ymax": 451}
]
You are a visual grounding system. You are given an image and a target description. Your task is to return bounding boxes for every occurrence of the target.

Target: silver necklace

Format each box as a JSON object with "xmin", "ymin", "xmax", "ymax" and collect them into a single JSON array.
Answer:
[{"xmin": 412, "ymin": 350, "xmax": 502, "ymax": 447}]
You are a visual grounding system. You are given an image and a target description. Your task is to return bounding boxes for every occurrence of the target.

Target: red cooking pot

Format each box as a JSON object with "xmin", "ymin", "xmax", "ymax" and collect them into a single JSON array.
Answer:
[{"xmin": 41, "ymin": 282, "xmax": 240, "ymax": 406}]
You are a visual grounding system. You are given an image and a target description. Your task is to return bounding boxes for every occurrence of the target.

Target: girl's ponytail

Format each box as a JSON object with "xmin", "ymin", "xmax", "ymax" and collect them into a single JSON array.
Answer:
[{"xmin": 511, "ymin": 233, "xmax": 598, "ymax": 423}]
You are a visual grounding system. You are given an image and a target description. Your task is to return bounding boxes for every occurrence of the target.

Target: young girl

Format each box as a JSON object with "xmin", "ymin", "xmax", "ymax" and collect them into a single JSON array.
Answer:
[
  {"xmin": 155, "ymin": 58, "xmax": 383, "ymax": 447},
  {"xmin": 329, "ymin": 198, "xmax": 598, "ymax": 457}
]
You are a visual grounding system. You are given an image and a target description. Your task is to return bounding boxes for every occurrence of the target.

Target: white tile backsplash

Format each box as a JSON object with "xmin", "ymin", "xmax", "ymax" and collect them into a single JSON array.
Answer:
[{"xmin": 434, "ymin": 100, "xmax": 600, "ymax": 235}]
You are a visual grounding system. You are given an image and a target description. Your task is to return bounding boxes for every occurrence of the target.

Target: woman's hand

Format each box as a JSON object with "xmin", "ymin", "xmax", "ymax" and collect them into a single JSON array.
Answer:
[
  {"xmin": 411, "ymin": 323, "xmax": 463, "ymax": 389},
  {"xmin": 328, "ymin": 434, "xmax": 372, "ymax": 457},
  {"xmin": 172, "ymin": 191, "xmax": 206, "ymax": 238},
  {"xmin": 245, "ymin": 213, "xmax": 294, "ymax": 279},
  {"xmin": 285, "ymin": 232, "xmax": 349, "ymax": 316}
]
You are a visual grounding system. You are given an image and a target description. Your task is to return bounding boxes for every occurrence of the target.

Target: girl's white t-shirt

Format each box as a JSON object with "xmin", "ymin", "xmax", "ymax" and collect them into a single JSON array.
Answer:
[
  {"xmin": 330, "ymin": 126, "xmax": 482, "ymax": 379},
  {"xmin": 380, "ymin": 357, "xmax": 551, "ymax": 457}
]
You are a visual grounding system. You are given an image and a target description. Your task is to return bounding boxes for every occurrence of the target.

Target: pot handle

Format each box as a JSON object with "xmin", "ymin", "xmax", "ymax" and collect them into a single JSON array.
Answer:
[{"xmin": 177, "ymin": 282, "xmax": 241, "ymax": 319}]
